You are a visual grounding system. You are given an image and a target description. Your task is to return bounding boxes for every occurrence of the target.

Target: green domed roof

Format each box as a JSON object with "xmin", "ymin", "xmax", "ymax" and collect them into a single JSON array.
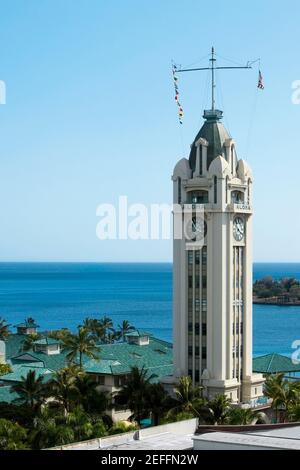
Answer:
[{"xmin": 189, "ymin": 110, "xmax": 231, "ymax": 172}]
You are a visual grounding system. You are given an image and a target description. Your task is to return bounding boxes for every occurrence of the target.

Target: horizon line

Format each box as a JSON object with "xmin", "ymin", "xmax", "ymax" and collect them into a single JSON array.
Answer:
[{"xmin": 0, "ymin": 260, "xmax": 299, "ymax": 264}]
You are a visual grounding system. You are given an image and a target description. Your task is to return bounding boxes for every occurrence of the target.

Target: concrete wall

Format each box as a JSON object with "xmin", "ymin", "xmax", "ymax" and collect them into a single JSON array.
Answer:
[
  {"xmin": 47, "ymin": 418, "xmax": 198, "ymax": 450},
  {"xmin": 138, "ymin": 418, "xmax": 198, "ymax": 439}
]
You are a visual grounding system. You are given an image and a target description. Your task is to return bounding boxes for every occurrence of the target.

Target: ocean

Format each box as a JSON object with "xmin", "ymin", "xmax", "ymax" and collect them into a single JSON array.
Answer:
[{"xmin": 0, "ymin": 262, "xmax": 300, "ymax": 358}]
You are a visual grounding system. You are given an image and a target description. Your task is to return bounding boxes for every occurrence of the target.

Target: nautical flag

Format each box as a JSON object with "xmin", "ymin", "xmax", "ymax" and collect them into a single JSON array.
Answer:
[
  {"xmin": 258, "ymin": 70, "xmax": 264, "ymax": 90},
  {"xmin": 172, "ymin": 65, "xmax": 184, "ymax": 124}
]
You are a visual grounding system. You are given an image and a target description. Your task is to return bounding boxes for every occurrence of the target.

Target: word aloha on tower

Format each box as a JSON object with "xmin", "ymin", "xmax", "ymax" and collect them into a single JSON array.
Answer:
[{"xmin": 172, "ymin": 50, "xmax": 264, "ymax": 403}]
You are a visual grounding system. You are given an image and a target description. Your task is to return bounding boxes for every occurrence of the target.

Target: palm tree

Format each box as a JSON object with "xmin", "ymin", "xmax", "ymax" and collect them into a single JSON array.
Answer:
[
  {"xmin": 30, "ymin": 408, "xmax": 75, "ymax": 449},
  {"xmin": 75, "ymin": 373, "xmax": 110, "ymax": 414},
  {"xmin": 99, "ymin": 316, "xmax": 114, "ymax": 343},
  {"xmin": 288, "ymin": 403, "xmax": 300, "ymax": 422},
  {"xmin": 227, "ymin": 407, "xmax": 257, "ymax": 425},
  {"xmin": 167, "ymin": 376, "xmax": 204, "ymax": 418},
  {"xmin": 62, "ymin": 327, "xmax": 101, "ymax": 368},
  {"xmin": 82, "ymin": 318, "xmax": 104, "ymax": 340},
  {"xmin": 118, "ymin": 320, "xmax": 135, "ymax": 342},
  {"xmin": 31, "ymin": 408, "xmax": 55, "ymax": 448},
  {"xmin": 0, "ymin": 318, "xmax": 11, "ymax": 341},
  {"xmin": 66, "ymin": 406, "xmax": 94, "ymax": 442},
  {"xmin": 106, "ymin": 330, "xmax": 120, "ymax": 344},
  {"xmin": 20, "ymin": 333, "xmax": 41, "ymax": 352},
  {"xmin": 145, "ymin": 383, "xmax": 170, "ymax": 426},
  {"xmin": 199, "ymin": 394, "xmax": 232, "ymax": 425},
  {"xmin": 264, "ymin": 373, "xmax": 300, "ymax": 422},
  {"xmin": 12, "ymin": 370, "xmax": 45, "ymax": 410},
  {"xmin": 116, "ymin": 366, "xmax": 157, "ymax": 426},
  {"xmin": 0, "ymin": 418, "xmax": 28, "ymax": 450},
  {"xmin": 48, "ymin": 328, "xmax": 72, "ymax": 342},
  {"xmin": 49, "ymin": 366, "xmax": 82, "ymax": 414}
]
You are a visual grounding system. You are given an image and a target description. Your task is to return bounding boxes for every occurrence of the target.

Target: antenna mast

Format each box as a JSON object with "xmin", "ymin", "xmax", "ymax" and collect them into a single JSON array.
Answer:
[{"xmin": 176, "ymin": 47, "xmax": 252, "ymax": 112}]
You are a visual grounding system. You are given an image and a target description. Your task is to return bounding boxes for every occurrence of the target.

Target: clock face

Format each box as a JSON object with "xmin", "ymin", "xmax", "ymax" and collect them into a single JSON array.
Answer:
[
  {"xmin": 186, "ymin": 217, "xmax": 207, "ymax": 241},
  {"xmin": 233, "ymin": 216, "xmax": 245, "ymax": 241}
]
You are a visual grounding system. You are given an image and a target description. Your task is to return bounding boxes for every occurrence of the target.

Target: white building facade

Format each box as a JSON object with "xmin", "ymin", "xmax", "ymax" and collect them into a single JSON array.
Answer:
[{"xmin": 172, "ymin": 109, "xmax": 264, "ymax": 403}]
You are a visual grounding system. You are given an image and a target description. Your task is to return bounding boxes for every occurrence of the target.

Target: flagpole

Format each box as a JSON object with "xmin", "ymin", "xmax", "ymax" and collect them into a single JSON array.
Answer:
[{"xmin": 211, "ymin": 47, "xmax": 216, "ymax": 111}]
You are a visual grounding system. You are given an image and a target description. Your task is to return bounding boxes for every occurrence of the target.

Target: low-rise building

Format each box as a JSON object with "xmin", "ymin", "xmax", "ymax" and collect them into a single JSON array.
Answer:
[{"xmin": 0, "ymin": 327, "xmax": 173, "ymax": 421}]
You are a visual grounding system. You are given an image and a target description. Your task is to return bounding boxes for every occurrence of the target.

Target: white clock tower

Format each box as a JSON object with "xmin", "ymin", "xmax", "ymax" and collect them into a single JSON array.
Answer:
[{"xmin": 172, "ymin": 106, "xmax": 264, "ymax": 403}]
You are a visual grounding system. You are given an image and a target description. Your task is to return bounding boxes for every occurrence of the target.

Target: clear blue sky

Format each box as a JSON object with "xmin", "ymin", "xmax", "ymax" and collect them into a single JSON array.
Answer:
[{"xmin": 0, "ymin": 0, "xmax": 299, "ymax": 262}]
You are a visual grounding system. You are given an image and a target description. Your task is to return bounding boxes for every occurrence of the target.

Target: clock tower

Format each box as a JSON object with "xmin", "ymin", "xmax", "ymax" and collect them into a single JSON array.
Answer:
[{"xmin": 172, "ymin": 108, "xmax": 264, "ymax": 403}]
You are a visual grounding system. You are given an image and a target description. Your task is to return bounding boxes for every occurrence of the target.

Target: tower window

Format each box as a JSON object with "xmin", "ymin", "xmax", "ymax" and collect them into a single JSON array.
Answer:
[
  {"xmin": 202, "ymin": 347, "xmax": 207, "ymax": 359},
  {"xmin": 199, "ymin": 146, "xmax": 203, "ymax": 175},
  {"xmin": 226, "ymin": 176, "xmax": 229, "ymax": 204},
  {"xmin": 231, "ymin": 146, "xmax": 235, "ymax": 174},
  {"xmin": 214, "ymin": 176, "xmax": 217, "ymax": 203},
  {"xmin": 189, "ymin": 190, "xmax": 208, "ymax": 204},
  {"xmin": 247, "ymin": 178, "xmax": 251, "ymax": 204},
  {"xmin": 231, "ymin": 190, "xmax": 244, "ymax": 204},
  {"xmin": 178, "ymin": 177, "xmax": 182, "ymax": 204}
]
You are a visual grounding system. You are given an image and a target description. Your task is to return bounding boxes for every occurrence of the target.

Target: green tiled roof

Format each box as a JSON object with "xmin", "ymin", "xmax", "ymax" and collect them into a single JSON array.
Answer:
[
  {"xmin": 125, "ymin": 330, "xmax": 153, "ymax": 338},
  {"xmin": 84, "ymin": 337, "xmax": 173, "ymax": 381},
  {"xmin": 5, "ymin": 334, "xmax": 26, "ymax": 359},
  {"xmin": 0, "ymin": 364, "xmax": 53, "ymax": 384},
  {"xmin": 3, "ymin": 334, "xmax": 173, "ymax": 390},
  {"xmin": 11, "ymin": 350, "xmax": 68, "ymax": 371},
  {"xmin": 253, "ymin": 353, "xmax": 300, "ymax": 374},
  {"xmin": 0, "ymin": 386, "xmax": 21, "ymax": 404}
]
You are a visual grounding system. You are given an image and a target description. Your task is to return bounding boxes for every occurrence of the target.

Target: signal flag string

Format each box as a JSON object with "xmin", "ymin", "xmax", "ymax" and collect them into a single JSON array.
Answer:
[{"xmin": 172, "ymin": 64, "xmax": 184, "ymax": 125}]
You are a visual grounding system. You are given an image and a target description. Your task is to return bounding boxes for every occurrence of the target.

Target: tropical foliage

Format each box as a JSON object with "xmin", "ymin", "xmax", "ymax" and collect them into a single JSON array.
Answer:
[
  {"xmin": 0, "ymin": 318, "xmax": 11, "ymax": 341},
  {"xmin": 0, "ymin": 418, "xmax": 28, "ymax": 450},
  {"xmin": 12, "ymin": 370, "xmax": 46, "ymax": 410},
  {"xmin": 253, "ymin": 276, "xmax": 300, "ymax": 300},
  {"xmin": 0, "ymin": 364, "xmax": 12, "ymax": 376},
  {"xmin": 62, "ymin": 327, "xmax": 101, "ymax": 368},
  {"xmin": 115, "ymin": 366, "xmax": 157, "ymax": 425},
  {"xmin": 264, "ymin": 373, "xmax": 300, "ymax": 422}
]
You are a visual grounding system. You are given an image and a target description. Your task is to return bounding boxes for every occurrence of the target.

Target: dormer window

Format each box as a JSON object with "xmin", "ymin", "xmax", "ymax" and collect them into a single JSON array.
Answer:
[
  {"xmin": 15, "ymin": 318, "xmax": 39, "ymax": 336},
  {"xmin": 189, "ymin": 190, "xmax": 209, "ymax": 204},
  {"xmin": 33, "ymin": 338, "xmax": 61, "ymax": 355},
  {"xmin": 231, "ymin": 190, "xmax": 244, "ymax": 204},
  {"xmin": 125, "ymin": 330, "xmax": 151, "ymax": 346}
]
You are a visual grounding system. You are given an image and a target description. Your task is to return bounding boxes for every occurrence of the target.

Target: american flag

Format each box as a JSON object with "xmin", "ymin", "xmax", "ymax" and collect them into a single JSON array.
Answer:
[{"xmin": 258, "ymin": 70, "xmax": 264, "ymax": 90}]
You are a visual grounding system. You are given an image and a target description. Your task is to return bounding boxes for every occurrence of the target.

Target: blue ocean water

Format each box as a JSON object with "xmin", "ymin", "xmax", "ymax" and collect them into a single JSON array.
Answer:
[{"xmin": 0, "ymin": 262, "xmax": 300, "ymax": 358}]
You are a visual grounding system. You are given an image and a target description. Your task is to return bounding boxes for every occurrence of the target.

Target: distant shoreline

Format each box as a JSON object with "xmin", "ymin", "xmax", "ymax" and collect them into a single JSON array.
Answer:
[{"xmin": 253, "ymin": 297, "xmax": 300, "ymax": 307}]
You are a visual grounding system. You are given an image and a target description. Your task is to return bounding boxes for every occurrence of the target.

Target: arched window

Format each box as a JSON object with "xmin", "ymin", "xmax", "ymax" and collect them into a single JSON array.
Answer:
[
  {"xmin": 247, "ymin": 178, "xmax": 251, "ymax": 204},
  {"xmin": 188, "ymin": 190, "xmax": 209, "ymax": 204},
  {"xmin": 231, "ymin": 146, "xmax": 235, "ymax": 174},
  {"xmin": 231, "ymin": 190, "xmax": 244, "ymax": 204},
  {"xmin": 214, "ymin": 176, "xmax": 217, "ymax": 204},
  {"xmin": 199, "ymin": 146, "xmax": 203, "ymax": 175},
  {"xmin": 178, "ymin": 177, "xmax": 182, "ymax": 204},
  {"xmin": 226, "ymin": 176, "xmax": 229, "ymax": 204}
]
